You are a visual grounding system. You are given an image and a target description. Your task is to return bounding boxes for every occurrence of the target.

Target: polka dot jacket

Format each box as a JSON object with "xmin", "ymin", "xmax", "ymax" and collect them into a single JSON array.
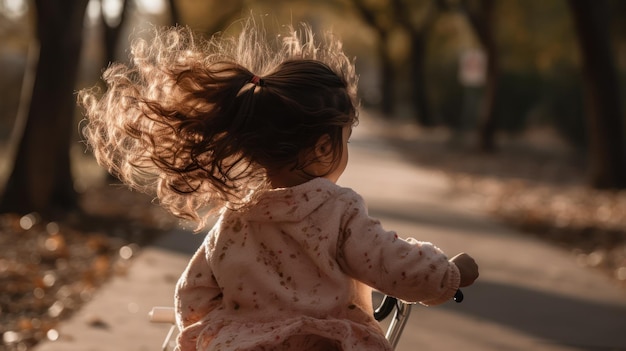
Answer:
[{"xmin": 174, "ymin": 178, "xmax": 460, "ymax": 351}]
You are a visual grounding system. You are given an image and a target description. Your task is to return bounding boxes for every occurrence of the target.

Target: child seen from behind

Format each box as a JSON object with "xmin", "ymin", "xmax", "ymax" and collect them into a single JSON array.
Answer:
[{"xmin": 79, "ymin": 17, "xmax": 478, "ymax": 351}]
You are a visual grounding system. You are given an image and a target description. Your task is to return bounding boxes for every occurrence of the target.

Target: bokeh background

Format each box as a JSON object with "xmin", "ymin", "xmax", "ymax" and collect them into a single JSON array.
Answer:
[{"xmin": 0, "ymin": 0, "xmax": 625, "ymax": 349}]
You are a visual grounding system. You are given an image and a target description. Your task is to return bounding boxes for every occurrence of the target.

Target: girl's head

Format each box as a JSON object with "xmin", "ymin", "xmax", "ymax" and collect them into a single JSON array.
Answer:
[
  {"xmin": 227, "ymin": 58, "xmax": 356, "ymax": 185},
  {"xmin": 79, "ymin": 17, "xmax": 358, "ymax": 226}
]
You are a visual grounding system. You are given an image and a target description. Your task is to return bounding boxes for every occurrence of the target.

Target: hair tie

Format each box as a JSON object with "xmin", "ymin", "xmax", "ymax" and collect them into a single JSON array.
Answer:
[{"xmin": 250, "ymin": 75, "xmax": 264, "ymax": 86}]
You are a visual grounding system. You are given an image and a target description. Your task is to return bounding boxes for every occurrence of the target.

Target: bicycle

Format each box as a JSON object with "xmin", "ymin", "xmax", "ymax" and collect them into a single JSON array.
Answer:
[{"xmin": 149, "ymin": 290, "xmax": 463, "ymax": 350}]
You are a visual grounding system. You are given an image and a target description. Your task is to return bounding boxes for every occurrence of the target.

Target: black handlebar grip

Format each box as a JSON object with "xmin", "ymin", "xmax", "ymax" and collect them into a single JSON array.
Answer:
[
  {"xmin": 453, "ymin": 289, "xmax": 463, "ymax": 303},
  {"xmin": 373, "ymin": 295, "xmax": 397, "ymax": 321}
]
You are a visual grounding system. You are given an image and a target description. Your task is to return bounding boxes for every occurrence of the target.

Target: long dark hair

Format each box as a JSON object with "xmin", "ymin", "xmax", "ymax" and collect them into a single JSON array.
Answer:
[{"xmin": 79, "ymin": 18, "xmax": 359, "ymax": 227}]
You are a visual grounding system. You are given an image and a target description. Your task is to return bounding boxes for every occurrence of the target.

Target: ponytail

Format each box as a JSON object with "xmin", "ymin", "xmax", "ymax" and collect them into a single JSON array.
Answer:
[{"xmin": 79, "ymin": 18, "xmax": 358, "ymax": 229}]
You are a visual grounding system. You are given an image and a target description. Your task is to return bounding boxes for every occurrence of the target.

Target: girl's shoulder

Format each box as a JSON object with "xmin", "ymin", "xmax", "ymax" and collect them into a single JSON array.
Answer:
[
  {"xmin": 291, "ymin": 178, "xmax": 364, "ymax": 207},
  {"xmin": 225, "ymin": 178, "xmax": 364, "ymax": 222}
]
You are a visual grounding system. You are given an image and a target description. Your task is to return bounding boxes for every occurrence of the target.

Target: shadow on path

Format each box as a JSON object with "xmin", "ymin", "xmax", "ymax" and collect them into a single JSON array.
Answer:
[
  {"xmin": 368, "ymin": 202, "xmax": 499, "ymax": 237},
  {"xmin": 368, "ymin": 197, "xmax": 626, "ymax": 350},
  {"xmin": 152, "ymin": 228, "xmax": 205, "ymax": 255},
  {"xmin": 440, "ymin": 280, "xmax": 626, "ymax": 350}
]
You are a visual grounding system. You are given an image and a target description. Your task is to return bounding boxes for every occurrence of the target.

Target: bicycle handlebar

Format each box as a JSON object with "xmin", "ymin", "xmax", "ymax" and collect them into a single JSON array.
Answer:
[
  {"xmin": 374, "ymin": 295, "xmax": 398, "ymax": 321},
  {"xmin": 150, "ymin": 306, "xmax": 176, "ymax": 323},
  {"xmin": 373, "ymin": 289, "xmax": 463, "ymax": 321}
]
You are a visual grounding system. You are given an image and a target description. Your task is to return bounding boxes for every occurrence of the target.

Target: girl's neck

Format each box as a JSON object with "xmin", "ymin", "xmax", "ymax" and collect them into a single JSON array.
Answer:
[
  {"xmin": 268, "ymin": 170, "xmax": 313, "ymax": 189},
  {"xmin": 267, "ymin": 150, "xmax": 337, "ymax": 189}
]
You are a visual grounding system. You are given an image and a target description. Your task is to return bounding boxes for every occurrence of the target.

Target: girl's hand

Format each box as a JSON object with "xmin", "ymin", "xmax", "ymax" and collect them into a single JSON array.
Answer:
[{"xmin": 451, "ymin": 253, "xmax": 479, "ymax": 287}]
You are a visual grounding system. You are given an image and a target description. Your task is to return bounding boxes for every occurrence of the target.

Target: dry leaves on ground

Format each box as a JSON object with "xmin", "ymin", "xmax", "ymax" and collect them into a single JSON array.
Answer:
[
  {"xmin": 381, "ymin": 123, "xmax": 626, "ymax": 291},
  {"xmin": 0, "ymin": 186, "xmax": 177, "ymax": 351},
  {"xmin": 466, "ymin": 177, "xmax": 626, "ymax": 287}
]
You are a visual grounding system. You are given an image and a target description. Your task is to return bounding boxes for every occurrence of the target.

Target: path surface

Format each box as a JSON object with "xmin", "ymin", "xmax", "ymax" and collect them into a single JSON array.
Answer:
[{"xmin": 34, "ymin": 112, "xmax": 626, "ymax": 351}]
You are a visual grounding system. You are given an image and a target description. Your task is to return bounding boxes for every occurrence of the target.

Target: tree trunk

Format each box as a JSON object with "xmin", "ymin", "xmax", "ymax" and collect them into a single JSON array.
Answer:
[
  {"xmin": 379, "ymin": 32, "xmax": 395, "ymax": 116},
  {"xmin": 102, "ymin": 0, "xmax": 130, "ymax": 67},
  {"xmin": 390, "ymin": 0, "xmax": 438, "ymax": 126},
  {"xmin": 463, "ymin": 0, "xmax": 498, "ymax": 152},
  {"xmin": 478, "ymin": 34, "xmax": 499, "ymax": 152},
  {"xmin": 0, "ymin": 0, "xmax": 89, "ymax": 216},
  {"xmin": 408, "ymin": 31, "xmax": 435, "ymax": 127},
  {"xmin": 167, "ymin": 0, "xmax": 182, "ymax": 26},
  {"xmin": 568, "ymin": 0, "xmax": 626, "ymax": 188},
  {"xmin": 352, "ymin": 0, "xmax": 396, "ymax": 117}
]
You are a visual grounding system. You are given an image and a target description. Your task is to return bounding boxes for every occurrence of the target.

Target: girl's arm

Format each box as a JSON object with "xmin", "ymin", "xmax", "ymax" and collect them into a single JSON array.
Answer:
[
  {"xmin": 336, "ymin": 194, "xmax": 460, "ymax": 306},
  {"xmin": 175, "ymin": 239, "xmax": 223, "ymax": 329}
]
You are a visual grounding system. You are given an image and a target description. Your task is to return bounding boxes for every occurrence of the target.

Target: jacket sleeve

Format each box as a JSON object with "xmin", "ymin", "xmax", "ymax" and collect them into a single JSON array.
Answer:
[
  {"xmin": 336, "ymin": 192, "xmax": 460, "ymax": 306},
  {"xmin": 174, "ymin": 233, "xmax": 223, "ymax": 350}
]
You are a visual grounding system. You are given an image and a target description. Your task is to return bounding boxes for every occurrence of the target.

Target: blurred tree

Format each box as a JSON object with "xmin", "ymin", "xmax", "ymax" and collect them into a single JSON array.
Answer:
[
  {"xmin": 0, "ymin": 0, "xmax": 89, "ymax": 216},
  {"xmin": 391, "ymin": 0, "xmax": 440, "ymax": 127},
  {"xmin": 98, "ymin": 0, "xmax": 132, "ymax": 184},
  {"xmin": 459, "ymin": 0, "xmax": 499, "ymax": 152},
  {"xmin": 169, "ymin": 0, "xmax": 244, "ymax": 36},
  {"xmin": 613, "ymin": 0, "xmax": 626, "ymax": 118},
  {"xmin": 167, "ymin": 0, "xmax": 182, "ymax": 25},
  {"xmin": 568, "ymin": 0, "xmax": 626, "ymax": 188},
  {"xmin": 203, "ymin": 1, "xmax": 243, "ymax": 36},
  {"xmin": 351, "ymin": 0, "xmax": 396, "ymax": 116},
  {"xmin": 101, "ymin": 0, "xmax": 131, "ymax": 68},
  {"xmin": 0, "ymin": 6, "xmax": 31, "ymax": 140}
]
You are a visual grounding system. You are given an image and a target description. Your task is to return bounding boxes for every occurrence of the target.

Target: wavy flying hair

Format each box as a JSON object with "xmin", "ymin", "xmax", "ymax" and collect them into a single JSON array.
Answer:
[{"xmin": 79, "ymin": 18, "xmax": 359, "ymax": 227}]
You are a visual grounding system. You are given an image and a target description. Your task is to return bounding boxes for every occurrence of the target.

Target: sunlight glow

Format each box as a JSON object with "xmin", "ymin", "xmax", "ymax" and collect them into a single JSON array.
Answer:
[
  {"xmin": 86, "ymin": 0, "xmax": 101, "ymax": 26},
  {"xmin": 86, "ymin": 0, "xmax": 166, "ymax": 25},
  {"xmin": 136, "ymin": 0, "xmax": 166, "ymax": 15},
  {"xmin": 102, "ymin": 0, "xmax": 123, "ymax": 26},
  {"xmin": 1, "ymin": 0, "xmax": 27, "ymax": 19}
]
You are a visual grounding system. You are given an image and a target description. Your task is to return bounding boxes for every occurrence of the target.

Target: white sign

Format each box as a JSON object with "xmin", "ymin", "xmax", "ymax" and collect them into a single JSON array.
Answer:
[{"xmin": 459, "ymin": 48, "xmax": 487, "ymax": 87}]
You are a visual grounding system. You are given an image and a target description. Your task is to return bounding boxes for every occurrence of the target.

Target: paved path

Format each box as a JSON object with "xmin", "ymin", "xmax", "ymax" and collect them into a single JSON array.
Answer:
[{"xmin": 34, "ymin": 112, "xmax": 626, "ymax": 351}]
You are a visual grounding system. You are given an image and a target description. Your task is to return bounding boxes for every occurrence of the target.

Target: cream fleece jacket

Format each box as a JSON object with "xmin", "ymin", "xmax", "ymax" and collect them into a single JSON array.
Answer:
[{"xmin": 175, "ymin": 177, "xmax": 460, "ymax": 351}]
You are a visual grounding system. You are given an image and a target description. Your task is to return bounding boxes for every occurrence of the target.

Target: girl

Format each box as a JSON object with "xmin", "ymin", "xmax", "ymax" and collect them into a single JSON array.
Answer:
[{"xmin": 80, "ymin": 18, "xmax": 478, "ymax": 351}]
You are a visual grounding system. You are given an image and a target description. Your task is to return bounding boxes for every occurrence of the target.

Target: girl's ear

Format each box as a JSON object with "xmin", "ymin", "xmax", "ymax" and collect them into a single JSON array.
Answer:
[{"xmin": 314, "ymin": 134, "xmax": 334, "ymax": 163}]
